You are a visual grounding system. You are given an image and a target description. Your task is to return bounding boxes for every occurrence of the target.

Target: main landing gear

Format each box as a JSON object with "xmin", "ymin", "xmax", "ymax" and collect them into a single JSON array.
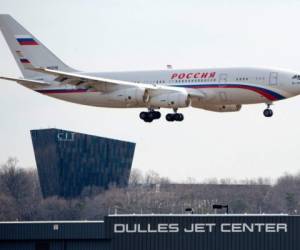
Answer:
[
  {"xmin": 139, "ymin": 108, "xmax": 184, "ymax": 122},
  {"xmin": 263, "ymin": 104, "xmax": 273, "ymax": 118},
  {"xmin": 166, "ymin": 108, "xmax": 184, "ymax": 122},
  {"xmin": 139, "ymin": 110, "xmax": 161, "ymax": 123},
  {"xmin": 165, "ymin": 113, "xmax": 184, "ymax": 122}
]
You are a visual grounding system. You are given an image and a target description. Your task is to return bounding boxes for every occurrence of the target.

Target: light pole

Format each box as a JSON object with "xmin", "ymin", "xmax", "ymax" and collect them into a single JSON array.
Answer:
[{"xmin": 212, "ymin": 204, "xmax": 229, "ymax": 214}]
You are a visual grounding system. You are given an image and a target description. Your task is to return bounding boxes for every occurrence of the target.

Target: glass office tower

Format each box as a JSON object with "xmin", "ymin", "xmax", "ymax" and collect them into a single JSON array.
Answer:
[{"xmin": 31, "ymin": 129, "xmax": 135, "ymax": 198}]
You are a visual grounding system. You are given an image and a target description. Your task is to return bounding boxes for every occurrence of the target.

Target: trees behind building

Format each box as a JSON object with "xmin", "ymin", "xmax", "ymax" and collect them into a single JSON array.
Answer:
[{"xmin": 0, "ymin": 158, "xmax": 299, "ymax": 221}]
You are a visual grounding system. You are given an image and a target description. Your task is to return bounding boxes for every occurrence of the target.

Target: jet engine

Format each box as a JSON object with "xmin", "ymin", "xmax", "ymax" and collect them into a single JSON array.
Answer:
[
  {"xmin": 201, "ymin": 104, "xmax": 242, "ymax": 112},
  {"xmin": 148, "ymin": 92, "xmax": 190, "ymax": 108},
  {"xmin": 107, "ymin": 87, "xmax": 149, "ymax": 105}
]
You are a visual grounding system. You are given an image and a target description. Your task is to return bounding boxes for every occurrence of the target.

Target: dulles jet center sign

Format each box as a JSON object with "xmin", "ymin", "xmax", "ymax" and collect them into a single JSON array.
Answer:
[
  {"xmin": 113, "ymin": 223, "xmax": 288, "ymax": 234},
  {"xmin": 104, "ymin": 216, "xmax": 300, "ymax": 249}
]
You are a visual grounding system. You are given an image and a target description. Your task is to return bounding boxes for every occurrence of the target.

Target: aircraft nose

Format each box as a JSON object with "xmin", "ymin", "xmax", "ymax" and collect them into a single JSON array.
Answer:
[{"xmin": 290, "ymin": 74, "xmax": 300, "ymax": 94}]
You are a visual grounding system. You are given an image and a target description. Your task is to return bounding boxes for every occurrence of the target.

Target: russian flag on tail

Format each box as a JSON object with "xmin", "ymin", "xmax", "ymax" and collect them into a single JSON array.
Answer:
[
  {"xmin": 15, "ymin": 35, "xmax": 38, "ymax": 46},
  {"xmin": 15, "ymin": 50, "xmax": 32, "ymax": 65}
]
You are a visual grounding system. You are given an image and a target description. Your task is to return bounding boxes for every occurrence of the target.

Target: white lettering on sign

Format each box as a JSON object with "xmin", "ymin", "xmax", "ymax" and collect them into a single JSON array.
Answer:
[
  {"xmin": 220, "ymin": 223, "xmax": 288, "ymax": 233},
  {"xmin": 57, "ymin": 132, "xmax": 75, "ymax": 141},
  {"xmin": 114, "ymin": 223, "xmax": 179, "ymax": 233},
  {"xmin": 114, "ymin": 224, "xmax": 125, "ymax": 233},
  {"xmin": 184, "ymin": 223, "xmax": 216, "ymax": 233},
  {"xmin": 114, "ymin": 223, "xmax": 288, "ymax": 234}
]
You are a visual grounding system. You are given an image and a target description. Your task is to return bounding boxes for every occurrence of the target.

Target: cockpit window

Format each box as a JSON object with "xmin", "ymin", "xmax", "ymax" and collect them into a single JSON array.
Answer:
[{"xmin": 292, "ymin": 75, "xmax": 300, "ymax": 80}]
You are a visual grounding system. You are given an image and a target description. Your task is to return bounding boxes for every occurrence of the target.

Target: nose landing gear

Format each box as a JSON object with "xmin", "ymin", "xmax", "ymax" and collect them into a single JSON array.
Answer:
[{"xmin": 263, "ymin": 104, "xmax": 273, "ymax": 118}]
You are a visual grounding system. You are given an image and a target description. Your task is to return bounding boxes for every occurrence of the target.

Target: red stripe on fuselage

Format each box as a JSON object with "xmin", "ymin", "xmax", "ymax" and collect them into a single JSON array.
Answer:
[
  {"xmin": 37, "ymin": 85, "xmax": 281, "ymax": 102},
  {"xmin": 189, "ymin": 85, "xmax": 277, "ymax": 101}
]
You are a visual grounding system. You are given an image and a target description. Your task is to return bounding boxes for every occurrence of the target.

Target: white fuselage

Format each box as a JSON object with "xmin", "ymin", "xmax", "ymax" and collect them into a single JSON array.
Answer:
[{"xmin": 36, "ymin": 67, "xmax": 300, "ymax": 110}]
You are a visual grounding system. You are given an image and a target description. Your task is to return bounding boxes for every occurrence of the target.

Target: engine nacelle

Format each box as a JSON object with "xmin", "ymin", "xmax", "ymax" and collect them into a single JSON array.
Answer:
[
  {"xmin": 148, "ymin": 92, "xmax": 190, "ymax": 108},
  {"xmin": 107, "ymin": 88, "xmax": 148, "ymax": 105},
  {"xmin": 201, "ymin": 104, "xmax": 242, "ymax": 112}
]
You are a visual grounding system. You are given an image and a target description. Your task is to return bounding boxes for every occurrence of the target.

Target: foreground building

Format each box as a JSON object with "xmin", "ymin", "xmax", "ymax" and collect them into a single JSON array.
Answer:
[
  {"xmin": 31, "ymin": 128, "xmax": 135, "ymax": 198},
  {"xmin": 0, "ymin": 214, "xmax": 299, "ymax": 250}
]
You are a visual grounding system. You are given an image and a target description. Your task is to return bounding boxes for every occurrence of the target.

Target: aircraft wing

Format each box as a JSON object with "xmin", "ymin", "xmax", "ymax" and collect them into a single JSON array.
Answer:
[
  {"xmin": 33, "ymin": 68, "xmax": 175, "ymax": 92},
  {"xmin": 0, "ymin": 76, "xmax": 51, "ymax": 89},
  {"xmin": 32, "ymin": 68, "xmax": 205, "ymax": 99},
  {"xmin": 1, "ymin": 68, "xmax": 205, "ymax": 106}
]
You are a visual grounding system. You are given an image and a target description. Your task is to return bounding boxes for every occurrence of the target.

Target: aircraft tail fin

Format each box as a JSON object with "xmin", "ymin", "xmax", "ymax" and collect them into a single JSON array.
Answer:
[{"xmin": 0, "ymin": 14, "xmax": 75, "ymax": 79}]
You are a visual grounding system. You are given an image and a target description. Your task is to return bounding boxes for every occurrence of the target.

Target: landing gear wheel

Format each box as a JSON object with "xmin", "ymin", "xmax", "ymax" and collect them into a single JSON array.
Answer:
[
  {"xmin": 263, "ymin": 109, "xmax": 273, "ymax": 118},
  {"xmin": 176, "ymin": 113, "xmax": 184, "ymax": 121},
  {"xmin": 144, "ymin": 117, "xmax": 153, "ymax": 123},
  {"xmin": 140, "ymin": 110, "xmax": 161, "ymax": 122},
  {"xmin": 139, "ymin": 112, "xmax": 148, "ymax": 120},
  {"xmin": 166, "ymin": 113, "xmax": 175, "ymax": 122},
  {"xmin": 166, "ymin": 113, "xmax": 184, "ymax": 122},
  {"xmin": 147, "ymin": 111, "xmax": 155, "ymax": 120},
  {"xmin": 153, "ymin": 111, "xmax": 161, "ymax": 119}
]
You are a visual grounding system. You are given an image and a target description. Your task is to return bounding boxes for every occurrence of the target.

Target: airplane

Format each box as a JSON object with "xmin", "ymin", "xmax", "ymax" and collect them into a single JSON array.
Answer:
[{"xmin": 1, "ymin": 14, "xmax": 300, "ymax": 123}]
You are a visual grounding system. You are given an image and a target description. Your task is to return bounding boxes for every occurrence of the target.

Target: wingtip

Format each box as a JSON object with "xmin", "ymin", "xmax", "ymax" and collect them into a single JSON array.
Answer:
[{"xmin": 0, "ymin": 76, "xmax": 10, "ymax": 80}]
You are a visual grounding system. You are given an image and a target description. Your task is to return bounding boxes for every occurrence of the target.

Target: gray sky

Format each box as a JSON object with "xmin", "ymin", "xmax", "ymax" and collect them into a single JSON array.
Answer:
[{"xmin": 1, "ymin": 0, "xmax": 300, "ymax": 182}]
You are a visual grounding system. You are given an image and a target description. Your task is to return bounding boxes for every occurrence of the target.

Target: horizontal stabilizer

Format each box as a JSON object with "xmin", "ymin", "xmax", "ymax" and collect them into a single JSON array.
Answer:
[{"xmin": 0, "ymin": 76, "xmax": 51, "ymax": 89}]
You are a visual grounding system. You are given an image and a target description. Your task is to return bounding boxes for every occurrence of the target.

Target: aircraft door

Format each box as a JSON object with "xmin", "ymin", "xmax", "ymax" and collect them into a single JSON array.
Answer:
[
  {"xmin": 269, "ymin": 72, "xmax": 278, "ymax": 85},
  {"xmin": 219, "ymin": 73, "xmax": 228, "ymax": 83},
  {"xmin": 218, "ymin": 73, "xmax": 228, "ymax": 102}
]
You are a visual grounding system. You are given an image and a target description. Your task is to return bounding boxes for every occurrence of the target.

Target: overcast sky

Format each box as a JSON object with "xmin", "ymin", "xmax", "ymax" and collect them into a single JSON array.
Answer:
[{"xmin": 1, "ymin": 0, "xmax": 300, "ymax": 182}]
